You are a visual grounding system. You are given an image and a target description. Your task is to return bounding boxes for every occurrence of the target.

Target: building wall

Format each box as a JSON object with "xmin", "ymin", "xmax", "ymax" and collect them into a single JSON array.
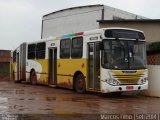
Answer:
[
  {"xmin": 0, "ymin": 62, "xmax": 10, "ymax": 81},
  {"xmin": 42, "ymin": 5, "xmax": 103, "ymax": 38},
  {"xmin": 147, "ymin": 53, "xmax": 160, "ymax": 97},
  {"xmin": 103, "ymin": 6, "xmax": 146, "ymax": 20},
  {"xmin": 99, "ymin": 21, "xmax": 160, "ymax": 43},
  {"xmin": 147, "ymin": 53, "xmax": 160, "ymax": 65},
  {"xmin": 0, "ymin": 50, "xmax": 10, "ymax": 62},
  {"xmin": 42, "ymin": 5, "xmax": 146, "ymax": 39},
  {"xmin": 0, "ymin": 50, "xmax": 10, "ymax": 81}
]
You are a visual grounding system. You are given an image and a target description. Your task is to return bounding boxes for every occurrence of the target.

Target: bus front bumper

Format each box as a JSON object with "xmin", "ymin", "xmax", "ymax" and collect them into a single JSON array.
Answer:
[{"xmin": 101, "ymin": 81, "xmax": 148, "ymax": 93}]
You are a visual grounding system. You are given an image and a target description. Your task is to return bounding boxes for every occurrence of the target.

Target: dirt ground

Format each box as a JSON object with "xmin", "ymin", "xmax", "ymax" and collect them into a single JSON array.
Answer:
[{"xmin": 0, "ymin": 81, "xmax": 159, "ymax": 120}]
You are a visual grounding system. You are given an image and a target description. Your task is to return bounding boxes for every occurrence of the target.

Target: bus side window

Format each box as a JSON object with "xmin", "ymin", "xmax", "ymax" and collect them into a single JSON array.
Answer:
[
  {"xmin": 71, "ymin": 37, "xmax": 83, "ymax": 58},
  {"xmin": 28, "ymin": 44, "xmax": 36, "ymax": 59},
  {"xmin": 36, "ymin": 42, "xmax": 46, "ymax": 59},
  {"xmin": 60, "ymin": 39, "xmax": 71, "ymax": 58}
]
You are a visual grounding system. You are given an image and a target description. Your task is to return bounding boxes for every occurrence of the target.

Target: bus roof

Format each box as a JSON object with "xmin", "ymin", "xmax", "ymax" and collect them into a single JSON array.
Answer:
[{"xmin": 24, "ymin": 27, "xmax": 145, "ymax": 45}]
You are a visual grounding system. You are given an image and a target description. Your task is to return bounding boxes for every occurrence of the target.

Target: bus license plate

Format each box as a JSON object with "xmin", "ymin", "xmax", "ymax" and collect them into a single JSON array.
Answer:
[{"xmin": 126, "ymin": 86, "xmax": 134, "ymax": 90}]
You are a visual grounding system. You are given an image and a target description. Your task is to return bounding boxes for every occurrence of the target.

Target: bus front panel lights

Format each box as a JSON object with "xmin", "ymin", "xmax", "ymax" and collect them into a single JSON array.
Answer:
[
  {"xmin": 138, "ymin": 86, "xmax": 141, "ymax": 90},
  {"xmin": 119, "ymin": 87, "xmax": 122, "ymax": 91}
]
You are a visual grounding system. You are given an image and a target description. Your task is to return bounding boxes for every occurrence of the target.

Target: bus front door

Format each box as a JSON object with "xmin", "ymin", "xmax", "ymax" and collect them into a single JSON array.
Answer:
[
  {"xmin": 48, "ymin": 48, "xmax": 57, "ymax": 85},
  {"xmin": 88, "ymin": 42, "xmax": 100, "ymax": 91}
]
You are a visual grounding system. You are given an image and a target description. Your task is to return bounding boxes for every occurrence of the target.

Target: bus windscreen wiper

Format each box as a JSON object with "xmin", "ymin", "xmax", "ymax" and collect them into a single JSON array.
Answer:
[
  {"xmin": 129, "ymin": 45, "xmax": 134, "ymax": 61},
  {"xmin": 117, "ymin": 38, "xmax": 127, "ymax": 62}
]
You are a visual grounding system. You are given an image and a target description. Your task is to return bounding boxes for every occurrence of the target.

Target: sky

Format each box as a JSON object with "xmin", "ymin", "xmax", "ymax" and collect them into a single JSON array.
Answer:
[{"xmin": 0, "ymin": 0, "xmax": 160, "ymax": 50}]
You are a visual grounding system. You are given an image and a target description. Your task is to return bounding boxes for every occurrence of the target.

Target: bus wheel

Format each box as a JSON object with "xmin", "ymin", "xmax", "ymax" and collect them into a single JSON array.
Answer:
[
  {"xmin": 109, "ymin": 92, "xmax": 123, "ymax": 96},
  {"xmin": 30, "ymin": 71, "xmax": 37, "ymax": 85},
  {"xmin": 75, "ymin": 74, "xmax": 86, "ymax": 93}
]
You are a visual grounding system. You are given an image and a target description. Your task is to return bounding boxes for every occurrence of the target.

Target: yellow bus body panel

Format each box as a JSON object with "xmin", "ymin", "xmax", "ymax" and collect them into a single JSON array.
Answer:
[{"xmin": 57, "ymin": 58, "xmax": 87, "ymax": 89}]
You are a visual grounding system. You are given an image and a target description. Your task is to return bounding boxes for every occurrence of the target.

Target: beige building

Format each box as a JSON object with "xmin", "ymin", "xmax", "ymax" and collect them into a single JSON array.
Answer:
[
  {"xmin": 98, "ymin": 19, "xmax": 160, "ymax": 43},
  {"xmin": 42, "ymin": 4, "xmax": 146, "ymax": 38},
  {"xmin": 42, "ymin": 4, "xmax": 160, "ymax": 44}
]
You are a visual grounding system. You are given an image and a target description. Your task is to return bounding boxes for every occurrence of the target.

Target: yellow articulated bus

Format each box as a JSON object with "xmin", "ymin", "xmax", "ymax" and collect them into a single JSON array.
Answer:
[{"xmin": 10, "ymin": 28, "xmax": 148, "ymax": 94}]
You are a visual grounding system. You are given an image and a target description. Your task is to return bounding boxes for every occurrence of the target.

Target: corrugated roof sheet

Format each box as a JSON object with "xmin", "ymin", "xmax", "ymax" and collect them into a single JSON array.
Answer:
[
  {"xmin": 43, "ymin": 4, "xmax": 103, "ymax": 17},
  {"xmin": 97, "ymin": 19, "xmax": 160, "ymax": 23}
]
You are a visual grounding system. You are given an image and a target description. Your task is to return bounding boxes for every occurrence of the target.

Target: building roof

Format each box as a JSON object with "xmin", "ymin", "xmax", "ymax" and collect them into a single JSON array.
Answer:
[
  {"xmin": 43, "ymin": 4, "xmax": 147, "ymax": 19},
  {"xmin": 97, "ymin": 19, "xmax": 160, "ymax": 23},
  {"xmin": 43, "ymin": 4, "xmax": 103, "ymax": 17}
]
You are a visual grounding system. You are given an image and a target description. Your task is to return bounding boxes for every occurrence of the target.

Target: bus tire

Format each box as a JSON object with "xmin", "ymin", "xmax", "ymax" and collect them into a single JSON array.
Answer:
[
  {"xmin": 30, "ymin": 71, "xmax": 37, "ymax": 85},
  {"xmin": 109, "ymin": 92, "xmax": 123, "ymax": 96},
  {"xmin": 75, "ymin": 74, "xmax": 86, "ymax": 93},
  {"xmin": 13, "ymin": 71, "xmax": 15, "ymax": 81},
  {"xmin": 14, "ymin": 80, "xmax": 21, "ymax": 83}
]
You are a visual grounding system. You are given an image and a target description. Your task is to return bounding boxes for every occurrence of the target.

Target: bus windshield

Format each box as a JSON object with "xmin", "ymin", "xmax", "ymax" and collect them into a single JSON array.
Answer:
[{"xmin": 102, "ymin": 39, "xmax": 147, "ymax": 70}]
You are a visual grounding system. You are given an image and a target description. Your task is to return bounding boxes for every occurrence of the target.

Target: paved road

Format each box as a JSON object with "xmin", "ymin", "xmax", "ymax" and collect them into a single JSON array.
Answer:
[{"xmin": 0, "ymin": 81, "xmax": 159, "ymax": 120}]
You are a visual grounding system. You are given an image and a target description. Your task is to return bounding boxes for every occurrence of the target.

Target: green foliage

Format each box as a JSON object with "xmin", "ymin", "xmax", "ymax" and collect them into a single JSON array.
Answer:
[{"xmin": 148, "ymin": 41, "xmax": 160, "ymax": 52}]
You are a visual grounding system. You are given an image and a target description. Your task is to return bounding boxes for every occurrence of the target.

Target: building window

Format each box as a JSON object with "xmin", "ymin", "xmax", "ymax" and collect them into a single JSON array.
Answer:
[
  {"xmin": 36, "ymin": 42, "xmax": 46, "ymax": 59},
  {"xmin": 60, "ymin": 39, "xmax": 71, "ymax": 58},
  {"xmin": 71, "ymin": 37, "xmax": 83, "ymax": 58},
  {"xmin": 28, "ymin": 44, "xmax": 36, "ymax": 59}
]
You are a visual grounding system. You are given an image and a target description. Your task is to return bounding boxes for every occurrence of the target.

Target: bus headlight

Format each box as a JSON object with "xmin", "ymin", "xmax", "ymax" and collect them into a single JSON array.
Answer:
[
  {"xmin": 105, "ymin": 78, "xmax": 120, "ymax": 86},
  {"xmin": 138, "ymin": 77, "xmax": 148, "ymax": 84}
]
